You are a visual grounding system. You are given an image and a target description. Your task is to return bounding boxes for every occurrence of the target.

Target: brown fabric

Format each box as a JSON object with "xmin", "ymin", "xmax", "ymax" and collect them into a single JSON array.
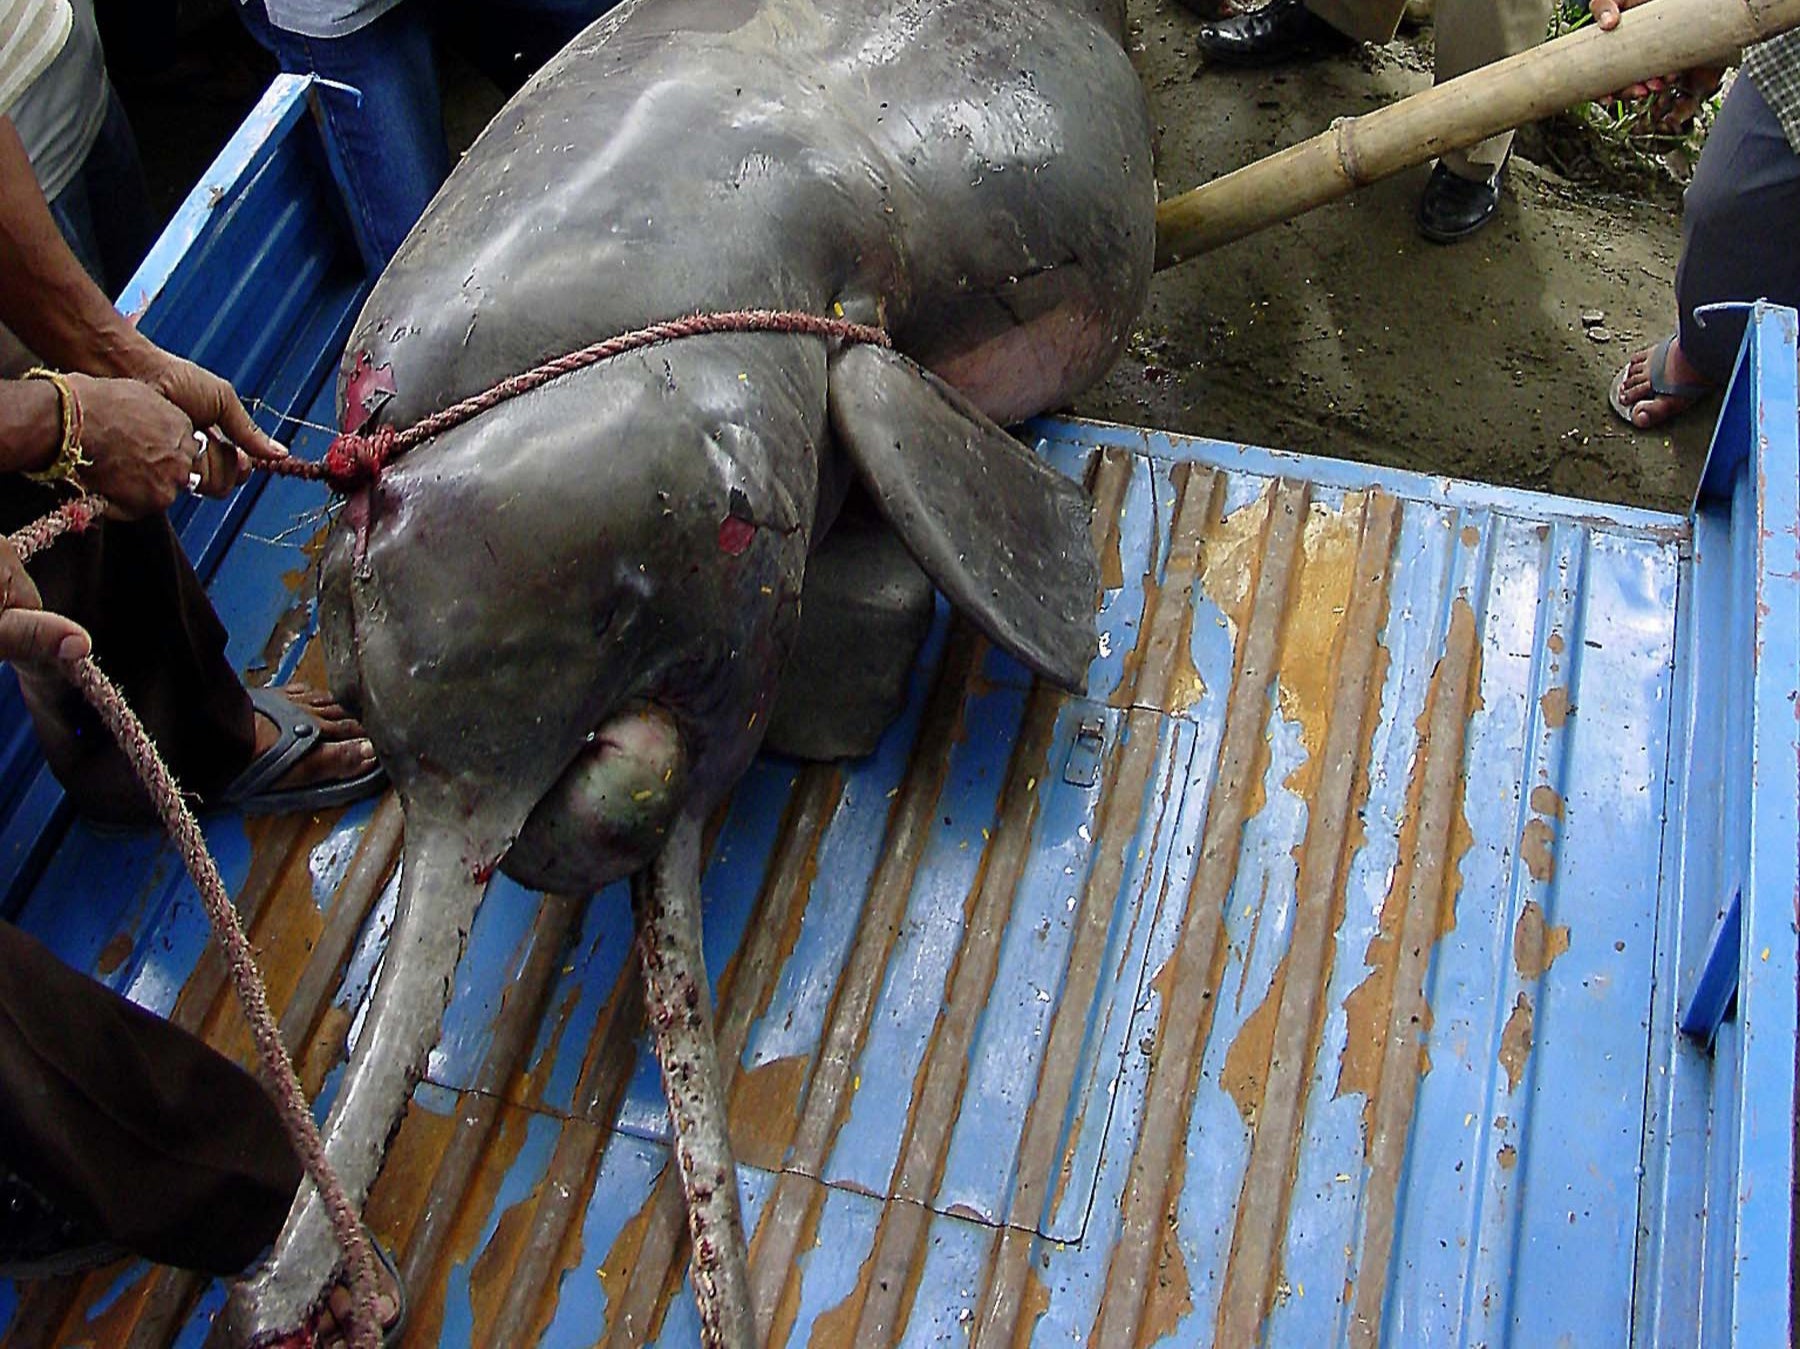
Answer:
[
  {"xmin": 0, "ymin": 920, "xmax": 301, "ymax": 1275},
  {"xmin": 0, "ymin": 480, "xmax": 258, "ymax": 823},
  {"xmin": 1304, "ymin": 0, "xmax": 1404, "ymax": 46},
  {"xmin": 1433, "ymin": 0, "xmax": 1556, "ymax": 180}
]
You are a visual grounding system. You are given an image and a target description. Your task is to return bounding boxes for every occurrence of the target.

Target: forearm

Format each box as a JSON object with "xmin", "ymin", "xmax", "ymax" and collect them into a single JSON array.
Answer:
[
  {"xmin": 0, "ymin": 117, "xmax": 155, "ymax": 378},
  {"xmin": 0, "ymin": 380, "xmax": 61, "ymax": 477}
]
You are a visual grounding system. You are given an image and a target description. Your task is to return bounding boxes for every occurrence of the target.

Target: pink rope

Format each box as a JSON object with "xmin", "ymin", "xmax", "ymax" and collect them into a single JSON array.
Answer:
[
  {"xmin": 9, "ymin": 496, "xmax": 102, "ymax": 557},
  {"xmin": 8, "ymin": 513, "xmax": 384, "ymax": 1349},
  {"xmin": 269, "ymin": 308, "xmax": 890, "ymax": 493}
]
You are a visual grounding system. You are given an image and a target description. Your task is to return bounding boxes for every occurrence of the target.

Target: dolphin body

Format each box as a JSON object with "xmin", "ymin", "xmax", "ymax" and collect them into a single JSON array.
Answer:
[{"xmin": 233, "ymin": 1, "xmax": 1152, "ymax": 1341}]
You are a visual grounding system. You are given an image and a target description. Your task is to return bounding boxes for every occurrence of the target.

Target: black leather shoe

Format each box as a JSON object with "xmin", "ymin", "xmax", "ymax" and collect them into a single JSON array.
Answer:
[
  {"xmin": 1415, "ymin": 161, "xmax": 1501, "ymax": 243},
  {"xmin": 1193, "ymin": 0, "xmax": 1355, "ymax": 67}
]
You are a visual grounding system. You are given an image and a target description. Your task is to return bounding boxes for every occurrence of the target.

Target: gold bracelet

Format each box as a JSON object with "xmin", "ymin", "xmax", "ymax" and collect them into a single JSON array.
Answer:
[{"xmin": 20, "ymin": 367, "xmax": 89, "ymax": 490}]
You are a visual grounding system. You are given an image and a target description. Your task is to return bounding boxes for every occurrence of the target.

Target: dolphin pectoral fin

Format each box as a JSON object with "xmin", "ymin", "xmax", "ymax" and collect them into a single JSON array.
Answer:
[
  {"xmin": 635, "ymin": 814, "xmax": 754, "ymax": 1349},
  {"xmin": 826, "ymin": 343, "xmax": 1099, "ymax": 692},
  {"xmin": 230, "ymin": 818, "xmax": 490, "ymax": 1345}
]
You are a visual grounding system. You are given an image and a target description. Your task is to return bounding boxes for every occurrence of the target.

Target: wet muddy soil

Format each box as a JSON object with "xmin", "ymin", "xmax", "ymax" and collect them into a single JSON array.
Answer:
[{"xmin": 1079, "ymin": 1, "xmax": 1712, "ymax": 513}]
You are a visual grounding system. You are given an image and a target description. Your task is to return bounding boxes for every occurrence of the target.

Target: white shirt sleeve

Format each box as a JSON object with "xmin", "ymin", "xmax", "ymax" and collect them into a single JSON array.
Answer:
[{"xmin": 0, "ymin": 0, "xmax": 71, "ymax": 119}]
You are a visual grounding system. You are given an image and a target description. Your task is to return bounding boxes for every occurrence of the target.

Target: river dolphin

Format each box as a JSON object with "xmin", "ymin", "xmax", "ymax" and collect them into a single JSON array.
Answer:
[{"xmin": 233, "ymin": 0, "xmax": 1152, "ymax": 1341}]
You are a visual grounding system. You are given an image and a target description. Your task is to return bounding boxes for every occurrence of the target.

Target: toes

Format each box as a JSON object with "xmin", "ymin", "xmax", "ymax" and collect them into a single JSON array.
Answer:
[{"xmin": 277, "ymin": 684, "xmax": 365, "ymax": 739}]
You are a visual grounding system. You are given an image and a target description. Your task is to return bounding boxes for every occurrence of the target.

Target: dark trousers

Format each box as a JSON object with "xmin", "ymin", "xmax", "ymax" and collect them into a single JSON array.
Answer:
[
  {"xmin": 45, "ymin": 88, "xmax": 157, "ymax": 302},
  {"xmin": 1677, "ymin": 75, "xmax": 1800, "ymax": 384},
  {"xmin": 0, "ymin": 920, "xmax": 301, "ymax": 1275},
  {"xmin": 0, "ymin": 484, "xmax": 257, "ymax": 824}
]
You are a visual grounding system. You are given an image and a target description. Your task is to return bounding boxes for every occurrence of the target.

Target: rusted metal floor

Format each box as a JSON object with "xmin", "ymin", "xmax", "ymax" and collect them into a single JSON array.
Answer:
[{"xmin": 0, "ymin": 403, "xmax": 1692, "ymax": 1346}]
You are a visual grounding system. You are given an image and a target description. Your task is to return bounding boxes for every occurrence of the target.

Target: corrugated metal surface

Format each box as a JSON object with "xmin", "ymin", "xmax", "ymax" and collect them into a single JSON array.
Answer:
[{"xmin": 0, "ymin": 79, "xmax": 1792, "ymax": 1349}]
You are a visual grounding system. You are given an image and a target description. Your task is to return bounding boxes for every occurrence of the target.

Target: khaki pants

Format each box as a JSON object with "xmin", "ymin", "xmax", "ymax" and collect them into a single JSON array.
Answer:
[{"xmin": 1305, "ymin": 0, "xmax": 1556, "ymax": 180}]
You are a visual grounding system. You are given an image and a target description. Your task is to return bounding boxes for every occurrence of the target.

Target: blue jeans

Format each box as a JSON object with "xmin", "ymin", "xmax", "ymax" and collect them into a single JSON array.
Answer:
[
  {"xmin": 47, "ymin": 89, "xmax": 155, "ymax": 300},
  {"xmin": 237, "ymin": 0, "xmax": 620, "ymax": 266}
]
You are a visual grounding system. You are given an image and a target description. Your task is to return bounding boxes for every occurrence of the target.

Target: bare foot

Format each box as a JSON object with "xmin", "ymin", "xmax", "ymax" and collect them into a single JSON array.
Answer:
[
  {"xmin": 313, "ymin": 1267, "xmax": 402, "ymax": 1349},
  {"xmin": 1613, "ymin": 335, "xmax": 1713, "ymax": 430},
  {"xmin": 250, "ymin": 683, "xmax": 379, "ymax": 794},
  {"xmin": 275, "ymin": 1248, "xmax": 403, "ymax": 1349}
]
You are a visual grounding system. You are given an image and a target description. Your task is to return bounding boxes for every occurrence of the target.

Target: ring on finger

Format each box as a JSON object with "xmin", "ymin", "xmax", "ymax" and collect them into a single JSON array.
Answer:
[{"xmin": 186, "ymin": 430, "xmax": 208, "ymax": 493}]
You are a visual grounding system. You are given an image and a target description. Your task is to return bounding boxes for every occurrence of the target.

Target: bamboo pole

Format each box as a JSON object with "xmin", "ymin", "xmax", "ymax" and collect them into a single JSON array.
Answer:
[{"xmin": 1155, "ymin": 0, "xmax": 1800, "ymax": 268}]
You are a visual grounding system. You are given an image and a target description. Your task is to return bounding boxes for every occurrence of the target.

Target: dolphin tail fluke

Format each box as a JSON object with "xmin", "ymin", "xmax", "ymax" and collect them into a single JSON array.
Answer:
[
  {"xmin": 230, "ymin": 818, "xmax": 489, "ymax": 1345},
  {"xmin": 634, "ymin": 813, "xmax": 756, "ymax": 1349}
]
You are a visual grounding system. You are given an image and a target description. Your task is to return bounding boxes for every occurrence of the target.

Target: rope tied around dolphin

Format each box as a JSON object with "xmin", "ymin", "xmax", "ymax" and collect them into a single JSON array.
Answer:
[
  {"xmin": 271, "ymin": 308, "xmax": 892, "ymax": 493},
  {"xmin": 6, "ymin": 307, "xmax": 890, "ymax": 1349}
]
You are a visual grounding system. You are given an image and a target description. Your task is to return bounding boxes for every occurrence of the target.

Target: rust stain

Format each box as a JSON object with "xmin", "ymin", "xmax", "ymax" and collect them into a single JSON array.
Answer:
[
  {"xmin": 297, "ymin": 1002, "xmax": 353, "ymax": 1094},
  {"xmin": 360, "ymin": 1094, "xmax": 462, "ymax": 1345},
  {"xmin": 1539, "ymin": 686, "xmax": 1572, "ymax": 729},
  {"xmin": 1015, "ymin": 1264, "xmax": 1053, "ymax": 1348},
  {"xmin": 254, "ymin": 523, "xmax": 332, "ymax": 680},
  {"xmin": 1233, "ymin": 874, "xmax": 1272, "ymax": 1013},
  {"xmin": 1196, "ymin": 485, "xmax": 1275, "ymax": 641},
  {"xmin": 1222, "ymin": 952, "xmax": 1289, "ymax": 1127},
  {"xmin": 1274, "ymin": 495, "xmax": 1366, "ymax": 799},
  {"xmin": 1498, "ymin": 992, "xmax": 1535, "ymax": 1092},
  {"xmin": 1529, "ymin": 784, "xmax": 1565, "ymax": 820},
  {"xmin": 1108, "ymin": 468, "xmax": 1164, "ymax": 707},
  {"xmin": 1101, "ymin": 494, "xmax": 1126, "ymax": 590},
  {"xmin": 1342, "ymin": 594, "xmax": 1485, "ymax": 1349},
  {"xmin": 1497, "ymin": 1143, "xmax": 1518, "ymax": 1171},
  {"xmin": 1137, "ymin": 1141, "xmax": 1194, "ymax": 1348},
  {"xmin": 597, "ymin": 1179, "xmax": 661, "ymax": 1342},
  {"xmin": 1547, "ymin": 631, "xmax": 1566, "ymax": 656},
  {"xmin": 805, "ymin": 1270, "xmax": 868, "ymax": 1349},
  {"xmin": 95, "ymin": 930, "xmax": 133, "ymax": 976},
  {"xmin": 419, "ymin": 1103, "xmax": 538, "ymax": 1346},
  {"xmin": 1162, "ymin": 590, "xmax": 1209, "ymax": 717},
  {"xmin": 1114, "ymin": 570, "xmax": 1164, "ymax": 711},
  {"xmin": 464, "ymin": 1123, "xmax": 560, "ymax": 1342},
  {"xmin": 1440, "ymin": 785, "xmax": 1472, "ymax": 944},
  {"xmin": 1513, "ymin": 900, "xmax": 1571, "ymax": 981},
  {"xmin": 512, "ymin": 979, "xmax": 587, "ymax": 1113},
  {"xmin": 1520, "ymin": 817, "xmax": 1557, "ymax": 884},
  {"xmin": 44, "ymin": 1261, "xmax": 150, "ymax": 1347},
  {"xmin": 1460, "ymin": 525, "xmax": 1480, "ymax": 548},
  {"xmin": 729, "ymin": 1052, "xmax": 810, "ymax": 1170},
  {"xmin": 203, "ymin": 850, "xmax": 327, "ymax": 1070},
  {"xmin": 1337, "ymin": 598, "xmax": 1480, "ymax": 1131}
]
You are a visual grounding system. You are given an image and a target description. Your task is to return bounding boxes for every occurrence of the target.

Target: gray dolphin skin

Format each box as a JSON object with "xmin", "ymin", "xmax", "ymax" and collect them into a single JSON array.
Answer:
[{"xmin": 232, "ymin": 0, "xmax": 1152, "ymax": 1342}]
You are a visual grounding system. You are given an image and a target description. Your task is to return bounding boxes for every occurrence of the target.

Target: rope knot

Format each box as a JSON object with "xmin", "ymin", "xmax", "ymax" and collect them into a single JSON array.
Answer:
[{"xmin": 322, "ymin": 426, "xmax": 398, "ymax": 493}]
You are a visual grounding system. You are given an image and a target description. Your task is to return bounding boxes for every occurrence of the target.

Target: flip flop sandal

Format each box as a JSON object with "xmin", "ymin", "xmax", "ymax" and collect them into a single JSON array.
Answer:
[
  {"xmin": 1610, "ymin": 334, "xmax": 1714, "ymax": 428},
  {"xmin": 218, "ymin": 686, "xmax": 386, "ymax": 817}
]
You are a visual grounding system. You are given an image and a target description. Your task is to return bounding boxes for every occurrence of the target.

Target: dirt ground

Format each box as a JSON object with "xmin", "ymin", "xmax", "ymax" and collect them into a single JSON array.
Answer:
[
  {"xmin": 126, "ymin": 0, "xmax": 1711, "ymax": 514},
  {"xmin": 1081, "ymin": 0, "xmax": 1713, "ymax": 513}
]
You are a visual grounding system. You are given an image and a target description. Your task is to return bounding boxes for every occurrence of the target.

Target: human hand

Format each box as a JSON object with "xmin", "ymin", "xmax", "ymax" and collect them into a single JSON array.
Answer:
[
  {"xmin": 1643, "ymin": 64, "xmax": 1725, "ymax": 130},
  {"xmin": 66, "ymin": 372, "xmax": 211, "ymax": 518},
  {"xmin": 1590, "ymin": 0, "xmax": 1648, "ymax": 30},
  {"xmin": 1589, "ymin": 0, "xmax": 1718, "ymax": 109},
  {"xmin": 120, "ymin": 347, "xmax": 288, "ymax": 477},
  {"xmin": 0, "ymin": 539, "xmax": 89, "ymax": 667}
]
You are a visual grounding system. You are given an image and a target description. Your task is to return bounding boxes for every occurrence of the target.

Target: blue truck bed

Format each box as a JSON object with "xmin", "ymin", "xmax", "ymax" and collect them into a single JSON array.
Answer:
[{"xmin": 0, "ymin": 77, "xmax": 1792, "ymax": 1348}]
